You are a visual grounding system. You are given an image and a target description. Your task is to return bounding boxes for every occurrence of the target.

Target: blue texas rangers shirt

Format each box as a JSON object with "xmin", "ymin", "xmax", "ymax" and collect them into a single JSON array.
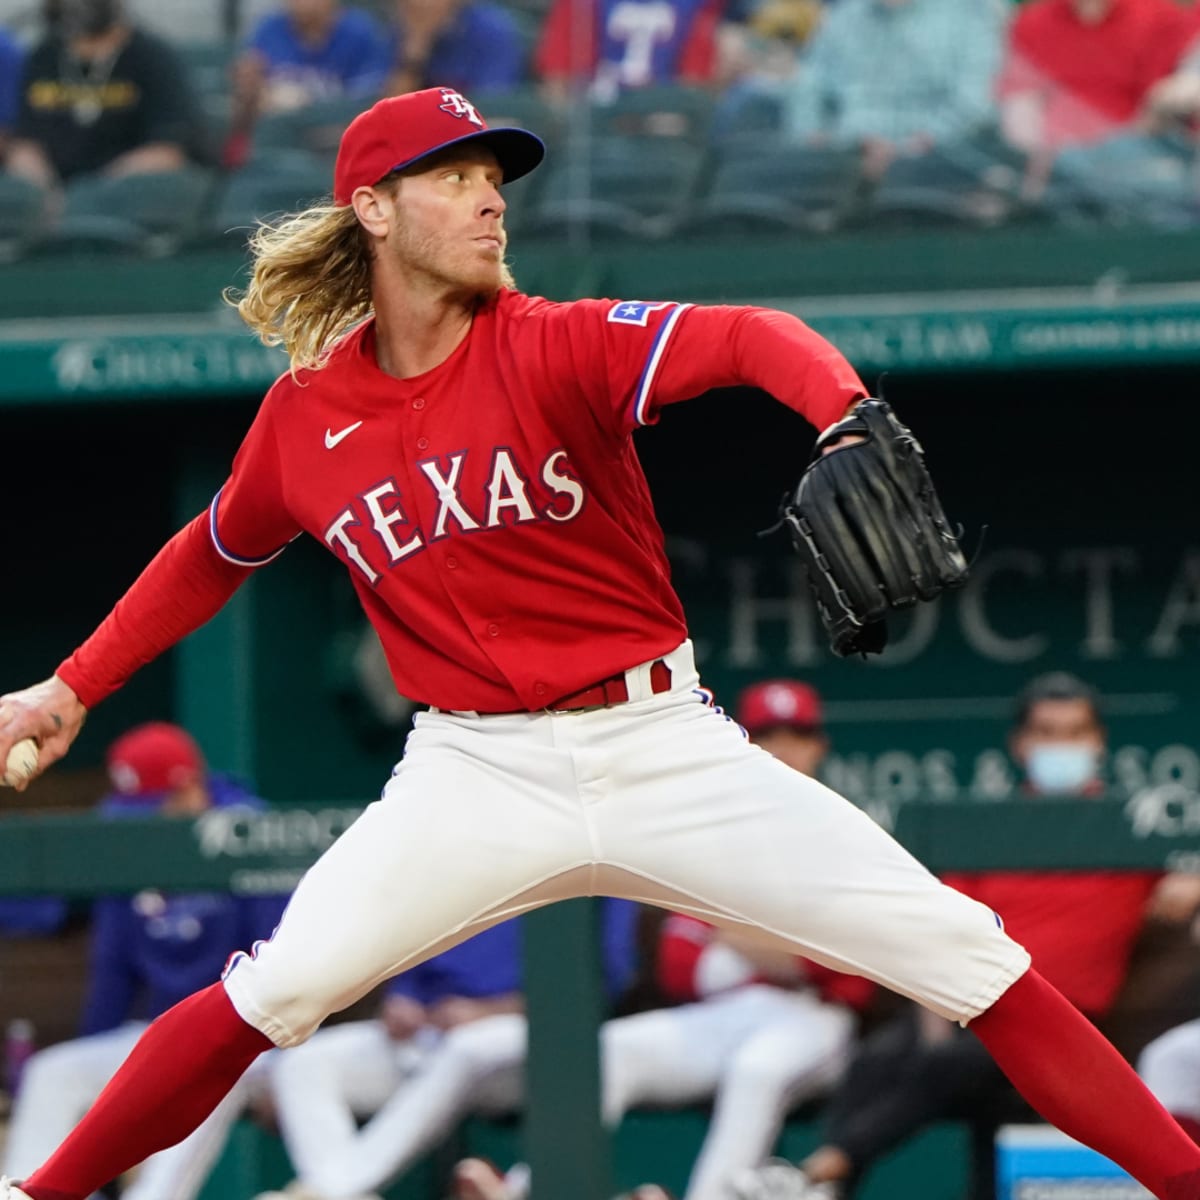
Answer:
[
  {"xmin": 79, "ymin": 776, "xmax": 290, "ymax": 1036},
  {"xmin": 385, "ymin": 900, "xmax": 639, "ymax": 1003},
  {"xmin": 246, "ymin": 8, "xmax": 393, "ymax": 99}
]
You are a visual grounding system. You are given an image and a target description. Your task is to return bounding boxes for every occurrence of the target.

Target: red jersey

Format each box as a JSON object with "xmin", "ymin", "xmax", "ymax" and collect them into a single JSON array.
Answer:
[
  {"xmin": 657, "ymin": 913, "xmax": 875, "ymax": 1011},
  {"xmin": 998, "ymin": 0, "xmax": 1200, "ymax": 148},
  {"xmin": 941, "ymin": 871, "xmax": 1160, "ymax": 1017},
  {"xmin": 58, "ymin": 293, "xmax": 864, "ymax": 711}
]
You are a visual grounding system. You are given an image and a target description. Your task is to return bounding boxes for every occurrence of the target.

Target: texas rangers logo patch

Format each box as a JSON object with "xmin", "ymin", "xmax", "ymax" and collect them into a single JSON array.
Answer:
[
  {"xmin": 439, "ymin": 89, "xmax": 483, "ymax": 127},
  {"xmin": 607, "ymin": 301, "xmax": 674, "ymax": 327}
]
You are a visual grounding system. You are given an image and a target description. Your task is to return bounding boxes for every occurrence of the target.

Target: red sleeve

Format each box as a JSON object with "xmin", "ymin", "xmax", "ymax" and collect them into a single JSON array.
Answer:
[
  {"xmin": 803, "ymin": 960, "xmax": 875, "ymax": 1012},
  {"xmin": 553, "ymin": 299, "xmax": 865, "ymax": 441},
  {"xmin": 536, "ymin": 0, "xmax": 597, "ymax": 80},
  {"xmin": 56, "ymin": 514, "xmax": 253, "ymax": 708},
  {"xmin": 654, "ymin": 305, "xmax": 866, "ymax": 431},
  {"xmin": 655, "ymin": 913, "xmax": 714, "ymax": 1002},
  {"xmin": 677, "ymin": 0, "xmax": 723, "ymax": 81}
]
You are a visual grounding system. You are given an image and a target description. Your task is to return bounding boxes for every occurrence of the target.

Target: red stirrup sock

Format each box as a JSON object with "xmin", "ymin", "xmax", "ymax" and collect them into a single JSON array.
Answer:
[
  {"xmin": 971, "ymin": 969, "xmax": 1200, "ymax": 1200},
  {"xmin": 22, "ymin": 983, "xmax": 273, "ymax": 1200}
]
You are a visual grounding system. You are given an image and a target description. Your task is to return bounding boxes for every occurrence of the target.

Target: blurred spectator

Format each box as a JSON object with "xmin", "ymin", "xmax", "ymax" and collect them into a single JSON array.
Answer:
[
  {"xmin": 6, "ymin": 0, "xmax": 210, "ymax": 193},
  {"xmin": 535, "ymin": 0, "xmax": 733, "ymax": 103},
  {"xmin": 998, "ymin": 0, "xmax": 1199, "ymax": 155},
  {"xmin": 732, "ymin": 671, "xmax": 1200, "ymax": 1200},
  {"xmin": 736, "ymin": 678, "xmax": 828, "ymax": 776},
  {"xmin": 385, "ymin": 0, "xmax": 526, "ymax": 98},
  {"xmin": 2, "ymin": 721, "xmax": 290, "ymax": 1200},
  {"xmin": 226, "ymin": 0, "xmax": 391, "ymax": 166},
  {"xmin": 997, "ymin": 0, "xmax": 1200, "ymax": 217},
  {"xmin": 778, "ymin": 0, "xmax": 1003, "ymax": 178},
  {"xmin": 1142, "ymin": 40, "xmax": 1200, "ymax": 134},
  {"xmin": 1139, "ymin": 1009, "xmax": 1200, "ymax": 1148},
  {"xmin": 0, "ymin": 26, "xmax": 23, "ymax": 159}
]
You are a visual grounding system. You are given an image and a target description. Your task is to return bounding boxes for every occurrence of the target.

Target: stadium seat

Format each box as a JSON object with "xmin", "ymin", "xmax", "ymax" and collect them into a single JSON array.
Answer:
[
  {"xmin": 0, "ymin": 173, "xmax": 48, "ymax": 259},
  {"xmin": 532, "ymin": 134, "xmax": 708, "ymax": 239},
  {"xmin": 32, "ymin": 167, "xmax": 217, "ymax": 255},
  {"xmin": 591, "ymin": 84, "xmax": 715, "ymax": 143},
  {"xmin": 212, "ymin": 156, "xmax": 334, "ymax": 243},
  {"xmin": 688, "ymin": 138, "xmax": 861, "ymax": 234},
  {"xmin": 866, "ymin": 143, "xmax": 1010, "ymax": 229},
  {"xmin": 252, "ymin": 94, "xmax": 378, "ymax": 161},
  {"xmin": 176, "ymin": 41, "xmax": 236, "ymax": 138}
]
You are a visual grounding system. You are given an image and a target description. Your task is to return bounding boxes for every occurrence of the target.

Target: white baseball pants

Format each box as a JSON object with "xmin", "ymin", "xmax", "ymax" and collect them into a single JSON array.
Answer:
[
  {"xmin": 224, "ymin": 641, "xmax": 1029, "ymax": 1046},
  {"xmin": 602, "ymin": 985, "xmax": 855, "ymax": 1200},
  {"xmin": 268, "ymin": 1014, "xmax": 524, "ymax": 1198},
  {"xmin": 1139, "ymin": 1018, "xmax": 1200, "ymax": 1120},
  {"xmin": 3, "ymin": 1022, "xmax": 271, "ymax": 1200}
]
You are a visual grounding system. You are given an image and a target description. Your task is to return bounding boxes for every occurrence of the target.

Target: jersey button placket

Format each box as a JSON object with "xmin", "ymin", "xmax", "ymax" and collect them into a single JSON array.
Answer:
[
  {"xmin": 487, "ymin": 623, "xmax": 500, "ymax": 637},
  {"xmin": 412, "ymin": 397, "xmax": 426, "ymax": 411},
  {"xmin": 416, "ymin": 436, "xmax": 429, "ymax": 451}
]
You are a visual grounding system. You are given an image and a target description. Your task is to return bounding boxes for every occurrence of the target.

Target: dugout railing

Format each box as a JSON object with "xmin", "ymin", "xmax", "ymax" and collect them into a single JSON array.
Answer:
[{"xmin": 1, "ymin": 796, "xmax": 1197, "ymax": 1200}]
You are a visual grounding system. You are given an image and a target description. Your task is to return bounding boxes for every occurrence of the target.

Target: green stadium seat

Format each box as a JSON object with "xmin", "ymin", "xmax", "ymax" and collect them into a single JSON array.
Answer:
[
  {"xmin": 592, "ymin": 84, "xmax": 715, "ymax": 144},
  {"xmin": 252, "ymin": 94, "xmax": 379, "ymax": 161},
  {"xmin": 213, "ymin": 157, "xmax": 335, "ymax": 243},
  {"xmin": 0, "ymin": 173, "xmax": 48, "ymax": 258},
  {"xmin": 533, "ymin": 134, "xmax": 708, "ymax": 239},
  {"xmin": 32, "ymin": 167, "xmax": 217, "ymax": 255},
  {"xmin": 867, "ymin": 143, "xmax": 1009, "ymax": 229},
  {"xmin": 688, "ymin": 138, "xmax": 861, "ymax": 234}
]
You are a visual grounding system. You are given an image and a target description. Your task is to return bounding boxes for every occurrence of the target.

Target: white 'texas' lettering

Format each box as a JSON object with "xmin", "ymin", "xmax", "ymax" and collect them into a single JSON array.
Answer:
[
  {"xmin": 420, "ymin": 454, "xmax": 482, "ymax": 538},
  {"xmin": 362, "ymin": 479, "xmax": 425, "ymax": 564},
  {"xmin": 542, "ymin": 450, "xmax": 585, "ymax": 522},
  {"xmin": 325, "ymin": 508, "xmax": 380, "ymax": 584},
  {"xmin": 486, "ymin": 450, "xmax": 537, "ymax": 527}
]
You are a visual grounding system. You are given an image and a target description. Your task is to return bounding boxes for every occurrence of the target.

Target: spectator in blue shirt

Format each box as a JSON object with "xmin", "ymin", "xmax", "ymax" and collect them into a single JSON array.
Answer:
[
  {"xmin": 226, "ymin": 0, "xmax": 392, "ymax": 166},
  {"xmin": 385, "ymin": 0, "xmax": 526, "ymax": 99},
  {"xmin": 0, "ymin": 28, "xmax": 24, "ymax": 159},
  {"xmin": 2, "ymin": 722, "xmax": 291, "ymax": 1200}
]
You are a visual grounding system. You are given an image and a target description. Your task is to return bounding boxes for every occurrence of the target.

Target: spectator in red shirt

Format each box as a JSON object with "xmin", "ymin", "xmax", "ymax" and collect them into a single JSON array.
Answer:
[
  {"xmin": 732, "ymin": 671, "xmax": 1198, "ymax": 1200},
  {"xmin": 997, "ymin": 0, "xmax": 1200, "ymax": 213}
]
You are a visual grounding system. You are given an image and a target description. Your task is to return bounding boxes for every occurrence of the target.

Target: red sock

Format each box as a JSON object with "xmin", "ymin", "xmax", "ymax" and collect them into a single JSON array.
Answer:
[
  {"xmin": 971, "ymin": 969, "xmax": 1200, "ymax": 1200},
  {"xmin": 22, "ymin": 983, "xmax": 272, "ymax": 1200}
]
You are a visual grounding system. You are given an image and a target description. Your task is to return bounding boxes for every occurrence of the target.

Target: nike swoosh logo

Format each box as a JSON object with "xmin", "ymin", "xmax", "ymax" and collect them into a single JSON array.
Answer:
[{"xmin": 324, "ymin": 421, "xmax": 363, "ymax": 450}]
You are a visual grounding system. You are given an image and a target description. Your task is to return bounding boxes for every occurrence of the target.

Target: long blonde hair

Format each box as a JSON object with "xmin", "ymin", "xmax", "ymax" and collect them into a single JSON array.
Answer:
[
  {"xmin": 227, "ymin": 179, "xmax": 517, "ymax": 376},
  {"xmin": 225, "ymin": 199, "xmax": 375, "ymax": 375}
]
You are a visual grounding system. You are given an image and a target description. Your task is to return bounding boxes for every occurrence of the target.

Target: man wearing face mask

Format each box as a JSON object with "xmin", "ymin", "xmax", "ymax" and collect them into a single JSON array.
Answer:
[
  {"xmin": 6, "ymin": 0, "xmax": 209, "ymax": 195},
  {"xmin": 734, "ymin": 672, "xmax": 1191, "ymax": 1200}
]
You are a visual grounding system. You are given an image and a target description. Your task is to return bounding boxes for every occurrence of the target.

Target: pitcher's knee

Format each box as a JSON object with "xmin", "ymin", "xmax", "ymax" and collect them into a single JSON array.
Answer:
[{"xmin": 223, "ymin": 961, "xmax": 350, "ymax": 1048}]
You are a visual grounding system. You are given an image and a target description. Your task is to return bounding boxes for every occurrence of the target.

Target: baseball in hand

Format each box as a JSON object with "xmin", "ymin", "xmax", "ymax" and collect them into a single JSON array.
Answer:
[{"xmin": 2, "ymin": 738, "xmax": 39, "ymax": 788}]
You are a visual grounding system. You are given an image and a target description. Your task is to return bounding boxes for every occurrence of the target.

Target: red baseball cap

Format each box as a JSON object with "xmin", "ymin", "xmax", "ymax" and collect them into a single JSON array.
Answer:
[
  {"xmin": 106, "ymin": 723, "xmax": 205, "ymax": 798},
  {"xmin": 737, "ymin": 680, "xmax": 824, "ymax": 735},
  {"xmin": 333, "ymin": 87, "xmax": 545, "ymax": 206}
]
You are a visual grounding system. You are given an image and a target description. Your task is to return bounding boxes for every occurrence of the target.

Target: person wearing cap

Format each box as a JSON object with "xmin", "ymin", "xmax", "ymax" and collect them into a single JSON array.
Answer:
[
  {"xmin": 733, "ymin": 672, "xmax": 1200, "ymax": 1200},
  {"xmin": 2, "ymin": 86, "xmax": 1199, "ymax": 1200},
  {"xmin": 736, "ymin": 678, "xmax": 828, "ymax": 779},
  {"xmin": 2, "ymin": 724, "xmax": 289, "ymax": 1200}
]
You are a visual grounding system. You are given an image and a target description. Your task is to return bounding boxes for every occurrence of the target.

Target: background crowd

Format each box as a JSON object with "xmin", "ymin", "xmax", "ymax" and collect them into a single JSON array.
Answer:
[{"xmin": 2, "ymin": 0, "xmax": 1200, "ymax": 254}]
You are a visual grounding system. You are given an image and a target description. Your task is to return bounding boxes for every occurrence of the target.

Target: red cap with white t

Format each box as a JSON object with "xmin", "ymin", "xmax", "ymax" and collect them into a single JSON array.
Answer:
[
  {"xmin": 736, "ymin": 680, "xmax": 824, "ymax": 735},
  {"xmin": 333, "ymin": 87, "xmax": 545, "ymax": 205},
  {"xmin": 106, "ymin": 722, "xmax": 205, "ymax": 797}
]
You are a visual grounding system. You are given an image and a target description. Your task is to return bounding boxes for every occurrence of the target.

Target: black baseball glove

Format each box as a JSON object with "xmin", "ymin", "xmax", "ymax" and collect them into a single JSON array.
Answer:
[{"xmin": 770, "ymin": 399, "xmax": 969, "ymax": 657}]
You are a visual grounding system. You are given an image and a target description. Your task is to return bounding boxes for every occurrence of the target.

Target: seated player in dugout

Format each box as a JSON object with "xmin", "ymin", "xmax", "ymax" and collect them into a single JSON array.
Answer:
[
  {"xmin": 734, "ymin": 671, "xmax": 1200, "ymax": 1200},
  {"xmin": 1, "ymin": 86, "xmax": 1200, "ymax": 1200},
  {"xmin": 2, "ymin": 723, "xmax": 290, "ymax": 1200}
]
